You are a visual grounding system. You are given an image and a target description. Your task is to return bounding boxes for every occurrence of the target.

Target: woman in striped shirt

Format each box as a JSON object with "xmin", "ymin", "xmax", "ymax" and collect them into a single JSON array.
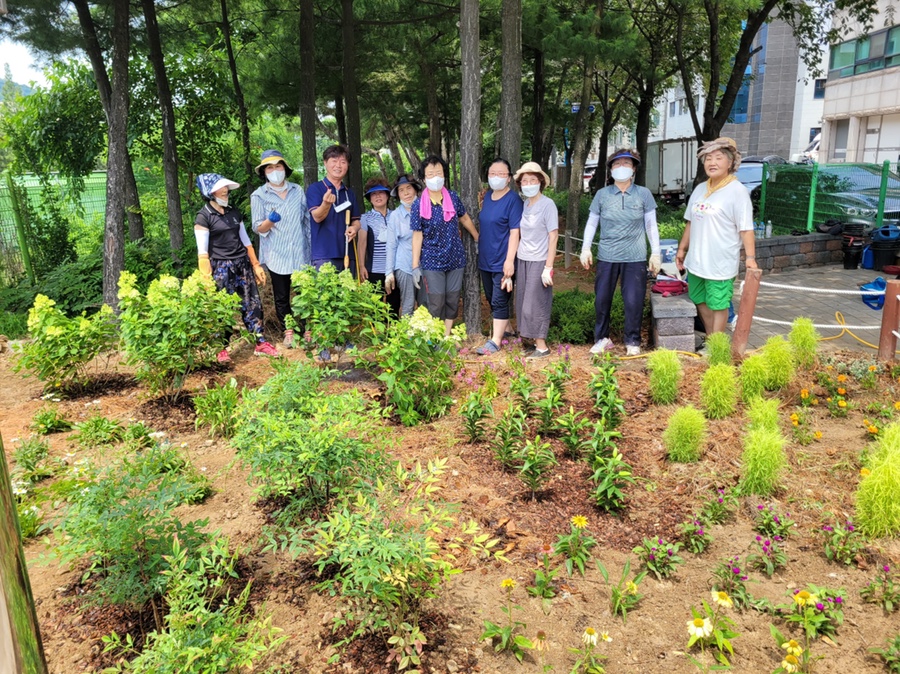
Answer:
[
  {"xmin": 251, "ymin": 149, "xmax": 311, "ymax": 348},
  {"xmin": 360, "ymin": 177, "xmax": 400, "ymax": 317}
]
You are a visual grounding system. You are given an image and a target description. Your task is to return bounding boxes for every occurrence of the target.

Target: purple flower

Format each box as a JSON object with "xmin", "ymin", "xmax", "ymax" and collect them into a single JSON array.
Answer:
[
  {"xmin": 667, "ymin": 549, "xmax": 673, "ymax": 556},
  {"xmin": 732, "ymin": 567, "xmax": 741, "ymax": 575},
  {"xmin": 501, "ymin": 339, "xmax": 509, "ymax": 346},
  {"xmin": 835, "ymin": 596, "xmax": 843, "ymax": 604},
  {"xmin": 764, "ymin": 539, "xmax": 771, "ymax": 546},
  {"xmin": 648, "ymin": 554, "xmax": 655, "ymax": 561},
  {"xmin": 718, "ymin": 498, "xmax": 724, "ymax": 504},
  {"xmin": 816, "ymin": 603, "xmax": 825, "ymax": 611},
  {"xmin": 823, "ymin": 525, "xmax": 833, "ymax": 532},
  {"xmin": 698, "ymin": 529, "xmax": 704, "ymax": 536},
  {"xmin": 884, "ymin": 565, "xmax": 891, "ymax": 573},
  {"xmin": 565, "ymin": 344, "xmax": 570, "ymax": 352},
  {"xmin": 756, "ymin": 535, "xmax": 762, "ymax": 541},
  {"xmin": 793, "ymin": 589, "xmax": 800, "ymax": 595},
  {"xmin": 846, "ymin": 523, "xmax": 855, "ymax": 532},
  {"xmin": 757, "ymin": 504, "xmax": 764, "ymax": 510},
  {"xmin": 741, "ymin": 575, "xmax": 748, "ymax": 581},
  {"xmin": 658, "ymin": 538, "xmax": 664, "ymax": 545}
]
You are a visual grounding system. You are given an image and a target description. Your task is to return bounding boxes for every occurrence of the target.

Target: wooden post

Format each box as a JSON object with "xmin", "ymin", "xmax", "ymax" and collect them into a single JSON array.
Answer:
[
  {"xmin": 732, "ymin": 267, "xmax": 762, "ymax": 360},
  {"xmin": 878, "ymin": 279, "xmax": 900, "ymax": 362}
]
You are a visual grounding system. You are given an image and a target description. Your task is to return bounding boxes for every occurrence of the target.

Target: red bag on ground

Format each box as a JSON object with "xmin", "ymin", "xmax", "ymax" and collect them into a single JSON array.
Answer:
[{"xmin": 651, "ymin": 278, "xmax": 689, "ymax": 297}]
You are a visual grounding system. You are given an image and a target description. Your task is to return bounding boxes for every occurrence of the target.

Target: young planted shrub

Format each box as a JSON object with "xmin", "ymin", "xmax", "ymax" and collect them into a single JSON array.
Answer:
[
  {"xmin": 740, "ymin": 427, "xmax": 787, "ymax": 496},
  {"xmin": 31, "ymin": 406, "xmax": 72, "ymax": 434},
  {"xmin": 554, "ymin": 406, "xmax": 592, "ymax": 459},
  {"xmin": 517, "ymin": 436, "xmax": 558, "ymax": 500},
  {"xmin": 15, "ymin": 294, "xmax": 117, "ymax": 390},
  {"xmin": 705, "ymin": 332, "xmax": 732, "ymax": 366},
  {"xmin": 510, "ymin": 374, "xmax": 538, "ymax": 417},
  {"xmin": 789, "ymin": 317, "xmax": 819, "ymax": 369},
  {"xmin": 194, "ymin": 378, "xmax": 242, "ymax": 438},
  {"xmin": 740, "ymin": 354, "xmax": 768, "ymax": 401},
  {"xmin": 856, "ymin": 423, "xmax": 900, "ymax": 537},
  {"xmin": 746, "ymin": 397, "xmax": 780, "ymax": 432},
  {"xmin": 492, "ymin": 405, "xmax": 527, "ymax": 469},
  {"xmin": 118, "ymin": 271, "xmax": 241, "ymax": 396},
  {"xmin": 534, "ymin": 382, "xmax": 563, "ymax": 435},
  {"xmin": 590, "ymin": 354, "xmax": 625, "ymax": 428},
  {"xmin": 663, "ymin": 405, "xmax": 708, "ymax": 463},
  {"xmin": 461, "ymin": 389, "xmax": 493, "ymax": 443},
  {"xmin": 761, "ymin": 335, "xmax": 795, "ymax": 391},
  {"xmin": 12, "ymin": 436, "xmax": 53, "ymax": 483},
  {"xmin": 589, "ymin": 448, "xmax": 636, "ymax": 512},
  {"xmin": 647, "ymin": 349, "xmax": 682, "ymax": 405},
  {"xmin": 700, "ymin": 364, "xmax": 738, "ymax": 419}
]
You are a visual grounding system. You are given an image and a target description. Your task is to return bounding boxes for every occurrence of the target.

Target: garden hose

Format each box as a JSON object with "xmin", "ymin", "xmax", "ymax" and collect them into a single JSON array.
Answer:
[{"xmin": 742, "ymin": 311, "xmax": 899, "ymax": 354}]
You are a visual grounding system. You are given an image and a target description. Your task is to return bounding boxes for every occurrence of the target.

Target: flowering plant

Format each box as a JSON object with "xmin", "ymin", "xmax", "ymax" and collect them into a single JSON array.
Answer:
[
  {"xmin": 568, "ymin": 627, "xmax": 610, "ymax": 673},
  {"xmin": 480, "ymin": 579, "xmax": 533, "ymax": 662},
  {"xmin": 698, "ymin": 487, "xmax": 738, "ymax": 525},
  {"xmin": 780, "ymin": 585, "xmax": 845, "ymax": 640},
  {"xmin": 460, "ymin": 389, "xmax": 493, "ymax": 443},
  {"xmin": 685, "ymin": 592, "xmax": 739, "ymax": 668},
  {"xmin": 554, "ymin": 516, "xmax": 597, "ymax": 576},
  {"xmin": 821, "ymin": 520, "xmax": 866, "ymax": 566},
  {"xmin": 711, "ymin": 556, "xmax": 758, "ymax": 611},
  {"xmin": 746, "ymin": 534, "xmax": 788, "ymax": 577},
  {"xmin": 754, "ymin": 504, "xmax": 796, "ymax": 539},
  {"xmin": 596, "ymin": 558, "xmax": 646, "ymax": 623},
  {"xmin": 861, "ymin": 564, "xmax": 900, "ymax": 613},
  {"xmin": 633, "ymin": 536, "xmax": 684, "ymax": 580},
  {"xmin": 770, "ymin": 624, "xmax": 821, "ymax": 674},
  {"xmin": 679, "ymin": 519, "xmax": 713, "ymax": 555}
]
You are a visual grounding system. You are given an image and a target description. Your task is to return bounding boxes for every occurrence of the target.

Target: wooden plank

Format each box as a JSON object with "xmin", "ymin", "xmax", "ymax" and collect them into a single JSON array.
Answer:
[
  {"xmin": 732, "ymin": 267, "xmax": 762, "ymax": 360},
  {"xmin": 878, "ymin": 279, "xmax": 900, "ymax": 362}
]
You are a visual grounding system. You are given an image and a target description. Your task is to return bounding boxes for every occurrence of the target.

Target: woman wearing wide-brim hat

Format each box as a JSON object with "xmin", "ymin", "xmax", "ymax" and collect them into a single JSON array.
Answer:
[
  {"xmin": 385, "ymin": 174, "xmax": 423, "ymax": 317},
  {"xmin": 250, "ymin": 149, "xmax": 310, "ymax": 348},
  {"xmin": 512, "ymin": 161, "xmax": 558, "ymax": 359}
]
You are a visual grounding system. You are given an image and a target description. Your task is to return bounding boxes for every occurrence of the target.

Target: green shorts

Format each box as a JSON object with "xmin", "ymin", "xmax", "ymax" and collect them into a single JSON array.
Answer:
[{"xmin": 687, "ymin": 273, "xmax": 734, "ymax": 311}]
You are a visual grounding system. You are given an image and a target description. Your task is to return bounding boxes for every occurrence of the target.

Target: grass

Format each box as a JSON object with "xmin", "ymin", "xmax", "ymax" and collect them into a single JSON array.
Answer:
[
  {"xmin": 700, "ymin": 364, "xmax": 738, "ymax": 419},
  {"xmin": 647, "ymin": 349, "xmax": 682, "ymax": 405},
  {"xmin": 663, "ymin": 405, "xmax": 707, "ymax": 463}
]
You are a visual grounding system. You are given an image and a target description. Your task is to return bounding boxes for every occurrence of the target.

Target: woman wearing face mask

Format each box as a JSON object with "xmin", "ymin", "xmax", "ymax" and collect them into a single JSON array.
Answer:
[
  {"xmin": 474, "ymin": 158, "xmax": 523, "ymax": 355},
  {"xmin": 411, "ymin": 155, "xmax": 480, "ymax": 336},
  {"xmin": 580, "ymin": 148, "xmax": 660, "ymax": 356},
  {"xmin": 194, "ymin": 173, "xmax": 277, "ymax": 361},
  {"xmin": 360, "ymin": 176, "xmax": 400, "ymax": 316},
  {"xmin": 251, "ymin": 149, "xmax": 310, "ymax": 348},
  {"xmin": 512, "ymin": 162, "xmax": 558, "ymax": 359},
  {"xmin": 385, "ymin": 174, "xmax": 422, "ymax": 317}
]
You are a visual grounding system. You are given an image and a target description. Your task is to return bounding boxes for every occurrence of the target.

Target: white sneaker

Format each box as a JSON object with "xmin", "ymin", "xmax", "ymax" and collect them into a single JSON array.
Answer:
[
  {"xmin": 590, "ymin": 338, "xmax": 613, "ymax": 354},
  {"xmin": 625, "ymin": 345, "xmax": 641, "ymax": 356}
]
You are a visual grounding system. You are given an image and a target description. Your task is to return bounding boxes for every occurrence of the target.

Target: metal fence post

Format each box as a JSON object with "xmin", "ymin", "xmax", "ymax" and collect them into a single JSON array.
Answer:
[
  {"xmin": 5, "ymin": 173, "xmax": 36, "ymax": 285},
  {"xmin": 0, "ymin": 433, "xmax": 49, "ymax": 674},
  {"xmin": 806, "ymin": 162, "xmax": 819, "ymax": 234},
  {"xmin": 759, "ymin": 163, "xmax": 768, "ymax": 224},
  {"xmin": 876, "ymin": 160, "xmax": 890, "ymax": 230}
]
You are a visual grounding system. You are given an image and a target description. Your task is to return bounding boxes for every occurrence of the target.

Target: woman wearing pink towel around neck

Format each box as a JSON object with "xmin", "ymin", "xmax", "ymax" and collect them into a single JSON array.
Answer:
[{"xmin": 410, "ymin": 155, "xmax": 480, "ymax": 335}]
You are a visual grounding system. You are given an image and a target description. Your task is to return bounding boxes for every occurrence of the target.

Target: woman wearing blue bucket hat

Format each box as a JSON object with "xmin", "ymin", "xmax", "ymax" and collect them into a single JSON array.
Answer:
[{"xmin": 360, "ymin": 176, "xmax": 400, "ymax": 316}]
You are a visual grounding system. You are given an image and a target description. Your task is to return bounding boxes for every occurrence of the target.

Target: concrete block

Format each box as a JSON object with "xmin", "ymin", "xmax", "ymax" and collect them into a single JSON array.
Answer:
[
  {"xmin": 650, "ymin": 293, "xmax": 697, "ymax": 319},
  {"xmin": 774, "ymin": 255, "xmax": 791, "ymax": 268},
  {"xmin": 792, "ymin": 253, "xmax": 809, "ymax": 266},
  {"xmin": 654, "ymin": 315, "xmax": 695, "ymax": 336},
  {"xmin": 653, "ymin": 328, "xmax": 696, "ymax": 352},
  {"xmin": 770, "ymin": 245, "xmax": 785, "ymax": 256},
  {"xmin": 826, "ymin": 239, "xmax": 843, "ymax": 251},
  {"xmin": 784, "ymin": 243, "xmax": 801, "ymax": 255},
  {"xmin": 799, "ymin": 242, "xmax": 814, "ymax": 253}
]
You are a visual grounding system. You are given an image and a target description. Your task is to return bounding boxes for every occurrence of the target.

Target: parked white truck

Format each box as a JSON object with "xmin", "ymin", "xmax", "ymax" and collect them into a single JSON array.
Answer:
[{"xmin": 644, "ymin": 137, "xmax": 698, "ymax": 205}]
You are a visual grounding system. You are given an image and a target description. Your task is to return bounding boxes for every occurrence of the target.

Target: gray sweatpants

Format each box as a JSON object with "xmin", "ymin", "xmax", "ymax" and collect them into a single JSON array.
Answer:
[{"xmin": 395, "ymin": 270, "xmax": 419, "ymax": 317}]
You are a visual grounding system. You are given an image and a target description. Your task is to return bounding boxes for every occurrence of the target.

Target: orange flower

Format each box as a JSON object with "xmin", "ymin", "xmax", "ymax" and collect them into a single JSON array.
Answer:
[
  {"xmin": 837, "ymin": 387, "xmax": 846, "ymax": 395},
  {"xmin": 868, "ymin": 426, "xmax": 879, "ymax": 434},
  {"xmin": 837, "ymin": 374, "xmax": 847, "ymax": 382},
  {"xmin": 868, "ymin": 364, "xmax": 877, "ymax": 372},
  {"xmin": 800, "ymin": 389, "xmax": 810, "ymax": 399},
  {"xmin": 860, "ymin": 467, "xmax": 871, "ymax": 477},
  {"xmin": 814, "ymin": 431, "xmax": 822, "ymax": 439}
]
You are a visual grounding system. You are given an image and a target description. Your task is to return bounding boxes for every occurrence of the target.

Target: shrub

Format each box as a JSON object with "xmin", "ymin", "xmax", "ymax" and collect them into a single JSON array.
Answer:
[
  {"xmin": 700, "ymin": 364, "xmax": 738, "ymax": 419},
  {"xmin": 11, "ymin": 436, "xmax": 53, "ymax": 483},
  {"xmin": 663, "ymin": 405, "xmax": 707, "ymax": 462},
  {"xmin": 31, "ymin": 406, "xmax": 72, "ymax": 434},
  {"xmin": 547, "ymin": 288, "xmax": 595, "ymax": 344},
  {"xmin": 705, "ymin": 332, "xmax": 731, "ymax": 366},
  {"xmin": 739, "ymin": 354, "xmax": 768, "ymax": 401},
  {"xmin": 789, "ymin": 317, "xmax": 819, "ymax": 369},
  {"xmin": 554, "ymin": 406, "xmax": 592, "ymax": 459},
  {"xmin": 761, "ymin": 335, "xmax": 795, "ymax": 391},
  {"xmin": 15, "ymin": 294, "xmax": 116, "ymax": 390},
  {"xmin": 647, "ymin": 349, "xmax": 682, "ymax": 405},
  {"xmin": 492, "ymin": 405, "xmax": 527, "ymax": 469},
  {"xmin": 746, "ymin": 397, "xmax": 780, "ymax": 432},
  {"xmin": 246, "ymin": 359, "xmax": 327, "ymax": 414},
  {"xmin": 194, "ymin": 378, "xmax": 242, "ymax": 438},
  {"xmin": 589, "ymin": 448, "xmax": 636, "ymax": 512},
  {"xmin": 856, "ymin": 423, "xmax": 900, "ymax": 537},
  {"xmin": 740, "ymin": 427, "xmax": 786, "ymax": 496},
  {"xmin": 118, "ymin": 271, "xmax": 242, "ymax": 396},
  {"xmin": 461, "ymin": 389, "xmax": 493, "ymax": 443},
  {"xmin": 517, "ymin": 435, "xmax": 558, "ymax": 500}
]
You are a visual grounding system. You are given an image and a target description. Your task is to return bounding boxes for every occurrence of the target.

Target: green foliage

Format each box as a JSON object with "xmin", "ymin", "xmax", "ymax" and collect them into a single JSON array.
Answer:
[
  {"xmin": 746, "ymin": 535, "xmax": 787, "ymax": 576},
  {"xmin": 585, "ymin": 420, "xmax": 622, "ymax": 464},
  {"xmin": 590, "ymin": 355, "xmax": 625, "ymax": 428},
  {"xmin": 101, "ymin": 538, "xmax": 284, "ymax": 674},
  {"xmin": 761, "ymin": 335, "xmax": 796, "ymax": 391},
  {"xmin": 481, "ymin": 580, "xmax": 533, "ymax": 663},
  {"xmin": 554, "ymin": 406, "xmax": 592, "ymax": 459},
  {"xmin": 871, "ymin": 633, "xmax": 900, "ymax": 673},
  {"xmin": 754, "ymin": 504, "xmax": 796, "ymax": 539},
  {"xmin": 685, "ymin": 600, "xmax": 739, "ymax": 668},
  {"xmin": 705, "ymin": 331, "xmax": 732, "ymax": 366},
  {"xmin": 746, "ymin": 397, "xmax": 780, "ymax": 432},
  {"xmin": 118, "ymin": 271, "xmax": 242, "ymax": 396},
  {"xmin": 545, "ymin": 356, "xmax": 572, "ymax": 396},
  {"xmin": 517, "ymin": 435, "xmax": 558, "ymax": 499},
  {"xmin": 11, "ymin": 436, "xmax": 53, "ymax": 483},
  {"xmin": 510, "ymin": 373, "xmax": 538, "ymax": 416},
  {"xmin": 679, "ymin": 519, "xmax": 713, "ymax": 555},
  {"xmin": 554, "ymin": 518, "xmax": 597, "ymax": 577},
  {"xmin": 194, "ymin": 378, "xmax": 241, "ymax": 438},
  {"xmin": 460, "ymin": 389, "xmax": 493, "ymax": 443},
  {"xmin": 72, "ymin": 415, "xmax": 124, "ymax": 449},
  {"xmin": 0, "ymin": 311, "xmax": 28, "ymax": 338},
  {"xmin": 712, "ymin": 556, "xmax": 757, "ymax": 612},
  {"xmin": 700, "ymin": 363, "xmax": 738, "ymax": 419},
  {"xmin": 821, "ymin": 520, "xmax": 866, "ymax": 565},
  {"xmin": 861, "ymin": 564, "xmax": 900, "ymax": 613},
  {"xmin": 588, "ymin": 448, "xmax": 635, "ymax": 512},
  {"xmin": 855, "ymin": 423, "xmax": 900, "ymax": 537},
  {"xmin": 647, "ymin": 348, "xmax": 682, "ymax": 405},
  {"xmin": 633, "ymin": 537, "xmax": 684, "ymax": 580},
  {"xmin": 547, "ymin": 288, "xmax": 594, "ymax": 345},
  {"xmin": 55, "ymin": 444, "xmax": 210, "ymax": 612},
  {"xmin": 31, "ymin": 406, "xmax": 72, "ymax": 434},
  {"xmin": 533, "ymin": 382, "xmax": 563, "ymax": 435},
  {"xmin": 491, "ymin": 405, "xmax": 527, "ymax": 469},
  {"xmin": 16, "ymin": 501, "xmax": 45, "ymax": 539},
  {"xmin": 779, "ymin": 585, "xmax": 846, "ymax": 640},
  {"xmin": 15, "ymin": 294, "xmax": 116, "ymax": 390},
  {"xmin": 740, "ymin": 427, "xmax": 787, "ymax": 496},
  {"xmin": 596, "ymin": 558, "xmax": 646, "ymax": 623},
  {"xmin": 739, "ymin": 353, "xmax": 769, "ymax": 401},
  {"xmin": 789, "ymin": 317, "xmax": 819, "ymax": 369},
  {"xmin": 526, "ymin": 547, "xmax": 559, "ymax": 611},
  {"xmin": 698, "ymin": 487, "xmax": 739, "ymax": 525},
  {"xmin": 663, "ymin": 405, "xmax": 707, "ymax": 463},
  {"xmin": 362, "ymin": 307, "xmax": 462, "ymax": 426},
  {"xmin": 291, "ymin": 264, "xmax": 389, "ymax": 357}
]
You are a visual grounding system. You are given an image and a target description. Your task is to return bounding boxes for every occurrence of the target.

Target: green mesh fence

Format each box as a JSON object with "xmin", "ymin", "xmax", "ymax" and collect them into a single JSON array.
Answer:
[{"xmin": 762, "ymin": 162, "xmax": 900, "ymax": 234}]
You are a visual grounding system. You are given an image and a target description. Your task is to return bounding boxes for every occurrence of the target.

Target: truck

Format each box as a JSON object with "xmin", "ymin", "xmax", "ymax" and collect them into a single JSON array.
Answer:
[{"xmin": 644, "ymin": 137, "xmax": 698, "ymax": 205}]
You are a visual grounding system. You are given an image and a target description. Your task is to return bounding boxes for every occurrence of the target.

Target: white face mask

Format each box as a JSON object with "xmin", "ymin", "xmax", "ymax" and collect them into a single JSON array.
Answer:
[
  {"xmin": 488, "ymin": 176, "xmax": 508, "ymax": 191},
  {"xmin": 611, "ymin": 166, "xmax": 634, "ymax": 182},
  {"xmin": 267, "ymin": 170, "xmax": 286, "ymax": 185},
  {"xmin": 521, "ymin": 184, "xmax": 541, "ymax": 198},
  {"xmin": 215, "ymin": 197, "xmax": 229, "ymax": 207},
  {"xmin": 425, "ymin": 176, "xmax": 444, "ymax": 192}
]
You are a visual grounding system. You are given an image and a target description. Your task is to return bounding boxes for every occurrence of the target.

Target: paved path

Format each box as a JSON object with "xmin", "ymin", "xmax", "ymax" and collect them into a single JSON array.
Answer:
[{"xmin": 734, "ymin": 265, "xmax": 897, "ymax": 352}]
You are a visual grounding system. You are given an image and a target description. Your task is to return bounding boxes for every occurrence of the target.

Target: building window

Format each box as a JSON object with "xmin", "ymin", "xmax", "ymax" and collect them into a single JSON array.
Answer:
[
  {"xmin": 669, "ymin": 101, "xmax": 676, "ymax": 117},
  {"xmin": 813, "ymin": 79, "xmax": 826, "ymax": 99},
  {"xmin": 729, "ymin": 80, "xmax": 750, "ymax": 124},
  {"xmin": 809, "ymin": 127, "xmax": 821, "ymax": 142},
  {"xmin": 829, "ymin": 24, "xmax": 900, "ymax": 78}
]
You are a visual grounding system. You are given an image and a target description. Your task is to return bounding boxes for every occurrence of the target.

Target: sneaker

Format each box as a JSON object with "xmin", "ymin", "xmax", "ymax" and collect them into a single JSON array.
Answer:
[
  {"xmin": 254, "ymin": 341, "xmax": 278, "ymax": 357},
  {"xmin": 589, "ymin": 338, "xmax": 613, "ymax": 354},
  {"xmin": 728, "ymin": 315, "xmax": 738, "ymax": 330},
  {"xmin": 216, "ymin": 349, "xmax": 231, "ymax": 364},
  {"xmin": 521, "ymin": 344, "xmax": 536, "ymax": 356},
  {"xmin": 283, "ymin": 329, "xmax": 295, "ymax": 348},
  {"xmin": 319, "ymin": 348, "xmax": 332, "ymax": 362},
  {"xmin": 474, "ymin": 340, "xmax": 500, "ymax": 355},
  {"xmin": 526, "ymin": 348, "xmax": 551, "ymax": 360},
  {"xmin": 625, "ymin": 345, "xmax": 641, "ymax": 356}
]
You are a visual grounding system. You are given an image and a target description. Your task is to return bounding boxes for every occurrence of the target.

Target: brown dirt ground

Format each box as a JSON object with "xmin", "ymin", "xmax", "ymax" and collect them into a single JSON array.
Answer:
[{"xmin": 3, "ymin": 315, "xmax": 900, "ymax": 674}]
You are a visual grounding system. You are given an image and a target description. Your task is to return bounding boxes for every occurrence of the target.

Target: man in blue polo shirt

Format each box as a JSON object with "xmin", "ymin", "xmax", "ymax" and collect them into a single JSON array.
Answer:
[{"xmin": 306, "ymin": 144, "xmax": 362, "ymax": 271}]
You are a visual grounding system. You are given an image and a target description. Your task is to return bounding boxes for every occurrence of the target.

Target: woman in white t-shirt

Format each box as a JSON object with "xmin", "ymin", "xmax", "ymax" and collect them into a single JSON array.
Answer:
[{"xmin": 675, "ymin": 137, "xmax": 758, "ymax": 335}]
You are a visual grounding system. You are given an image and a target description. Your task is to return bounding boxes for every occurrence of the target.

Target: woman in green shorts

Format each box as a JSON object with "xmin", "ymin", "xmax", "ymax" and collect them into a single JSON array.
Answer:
[{"xmin": 675, "ymin": 137, "xmax": 758, "ymax": 335}]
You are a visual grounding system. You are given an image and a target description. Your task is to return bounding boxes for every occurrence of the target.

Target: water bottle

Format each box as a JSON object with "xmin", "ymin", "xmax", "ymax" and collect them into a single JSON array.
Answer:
[{"xmin": 765, "ymin": 220, "xmax": 773, "ymax": 239}]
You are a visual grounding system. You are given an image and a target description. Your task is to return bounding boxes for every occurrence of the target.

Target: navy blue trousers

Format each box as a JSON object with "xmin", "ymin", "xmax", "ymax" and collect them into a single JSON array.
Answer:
[{"xmin": 593, "ymin": 261, "xmax": 647, "ymax": 346}]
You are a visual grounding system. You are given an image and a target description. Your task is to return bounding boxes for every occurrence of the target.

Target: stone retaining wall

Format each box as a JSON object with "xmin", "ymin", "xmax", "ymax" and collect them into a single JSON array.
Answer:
[{"xmin": 740, "ymin": 232, "xmax": 843, "ymax": 274}]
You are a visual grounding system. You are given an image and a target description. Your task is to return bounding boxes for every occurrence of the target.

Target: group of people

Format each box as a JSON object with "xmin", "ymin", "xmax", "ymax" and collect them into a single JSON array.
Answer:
[{"xmin": 192, "ymin": 136, "xmax": 755, "ymax": 362}]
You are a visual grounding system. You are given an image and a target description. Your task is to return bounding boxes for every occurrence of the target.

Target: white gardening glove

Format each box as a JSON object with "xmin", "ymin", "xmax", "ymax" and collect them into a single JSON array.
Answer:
[
  {"xmin": 648, "ymin": 253, "xmax": 661, "ymax": 275},
  {"xmin": 580, "ymin": 250, "xmax": 593, "ymax": 269},
  {"xmin": 501, "ymin": 276, "xmax": 513, "ymax": 292},
  {"xmin": 541, "ymin": 267, "xmax": 554, "ymax": 287},
  {"xmin": 384, "ymin": 272, "xmax": 395, "ymax": 293},
  {"xmin": 412, "ymin": 267, "xmax": 422, "ymax": 289}
]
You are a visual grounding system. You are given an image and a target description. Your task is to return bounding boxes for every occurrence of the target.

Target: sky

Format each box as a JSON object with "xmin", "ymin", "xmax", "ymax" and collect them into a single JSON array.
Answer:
[{"xmin": 0, "ymin": 38, "xmax": 49, "ymax": 88}]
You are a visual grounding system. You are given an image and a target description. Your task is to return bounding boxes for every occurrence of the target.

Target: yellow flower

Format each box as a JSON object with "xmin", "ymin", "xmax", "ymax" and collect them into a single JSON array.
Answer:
[
  {"xmin": 838, "ymin": 400, "xmax": 847, "ymax": 408},
  {"xmin": 501, "ymin": 578, "xmax": 516, "ymax": 589},
  {"xmin": 837, "ymin": 387, "xmax": 846, "ymax": 395},
  {"xmin": 687, "ymin": 617, "xmax": 713, "ymax": 638},
  {"xmin": 794, "ymin": 590, "xmax": 818, "ymax": 606},
  {"xmin": 812, "ymin": 398, "xmax": 819, "ymax": 405},
  {"xmin": 625, "ymin": 581, "xmax": 639, "ymax": 595},
  {"xmin": 711, "ymin": 589, "xmax": 733, "ymax": 608},
  {"xmin": 868, "ymin": 426, "xmax": 879, "ymax": 434},
  {"xmin": 571, "ymin": 515, "xmax": 588, "ymax": 529},
  {"xmin": 837, "ymin": 374, "xmax": 847, "ymax": 382},
  {"xmin": 582, "ymin": 627, "xmax": 598, "ymax": 646},
  {"xmin": 792, "ymin": 420, "xmax": 799, "ymax": 427},
  {"xmin": 782, "ymin": 639, "xmax": 803, "ymax": 657},
  {"xmin": 790, "ymin": 413, "xmax": 799, "ymax": 422},
  {"xmin": 533, "ymin": 631, "xmax": 548, "ymax": 651},
  {"xmin": 814, "ymin": 431, "xmax": 822, "ymax": 439},
  {"xmin": 894, "ymin": 401, "xmax": 900, "ymax": 411},
  {"xmin": 600, "ymin": 631, "xmax": 612, "ymax": 643},
  {"xmin": 800, "ymin": 389, "xmax": 809, "ymax": 398},
  {"xmin": 860, "ymin": 467, "xmax": 871, "ymax": 477},
  {"xmin": 826, "ymin": 397, "xmax": 833, "ymax": 403},
  {"xmin": 781, "ymin": 654, "xmax": 800, "ymax": 673},
  {"xmin": 869, "ymin": 364, "xmax": 877, "ymax": 372}
]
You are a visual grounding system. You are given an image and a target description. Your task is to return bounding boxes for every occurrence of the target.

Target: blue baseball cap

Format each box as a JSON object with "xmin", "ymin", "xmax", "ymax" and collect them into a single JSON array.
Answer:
[{"xmin": 606, "ymin": 149, "xmax": 641, "ymax": 169}]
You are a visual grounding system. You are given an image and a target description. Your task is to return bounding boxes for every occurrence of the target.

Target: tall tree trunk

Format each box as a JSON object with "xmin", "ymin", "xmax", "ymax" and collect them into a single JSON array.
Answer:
[
  {"xmin": 73, "ymin": 0, "xmax": 144, "ymax": 241},
  {"xmin": 103, "ymin": 0, "xmax": 129, "ymax": 310},
  {"xmin": 530, "ymin": 47, "xmax": 545, "ymax": 164},
  {"xmin": 419, "ymin": 51, "xmax": 442, "ymax": 156},
  {"xmin": 385, "ymin": 124, "xmax": 406, "ymax": 175},
  {"xmin": 221, "ymin": 0, "xmax": 253, "ymax": 188},
  {"xmin": 460, "ymin": 0, "xmax": 481, "ymax": 335},
  {"xmin": 500, "ymin": 0, "xmax": 522, "ymax": 165},
  {"xmin": 341, "ymin": 0, "xmax": 363, "ymax": 197},
  {"xmin": 141, "ymin": 0, "xmax": 183, "ymax": 252},
  {"xmin": 634, "ymin": 80, "xmax": 655, "ymax": 186},
  {"xmin": 335, "ymin": 93, "xmax": 348, "ymax": 145},
  {"xmin": 541, "ymin": 63, "xmax": 570, "ymax": 170},
  {"xmin": 299, "ymin": 0, "xmax": 318, "ymax": 188}
]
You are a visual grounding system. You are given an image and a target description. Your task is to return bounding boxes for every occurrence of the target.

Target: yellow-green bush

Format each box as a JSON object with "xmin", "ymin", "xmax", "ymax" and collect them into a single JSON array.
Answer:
[
  {"xmin": 700, "ymin": 364, "xmax": 738, "ymax": 419},
  {"xmin": 647, "ymin": 349, "xmax": 682, "ymax": 405},
  {"xmin": 663, "ymin": 405, "xmax": 708, "ymax": 462},
  {"xmin": 856, "ymin": 423, "xmax": 900, "ymax": 537},
  {"xmin": 789, "ymin": 317, "xmax": 819, "ymax": 369}
]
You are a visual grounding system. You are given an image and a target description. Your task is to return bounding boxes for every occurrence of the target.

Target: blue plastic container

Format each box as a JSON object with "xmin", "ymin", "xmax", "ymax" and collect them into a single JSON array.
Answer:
[
  {"xmin": 862, "ymin": 245, "xmax": 874, "ymax": 269},
  {"xmin": 870, "ymin": 225, "xmax": 900, "ymax": 243}
]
